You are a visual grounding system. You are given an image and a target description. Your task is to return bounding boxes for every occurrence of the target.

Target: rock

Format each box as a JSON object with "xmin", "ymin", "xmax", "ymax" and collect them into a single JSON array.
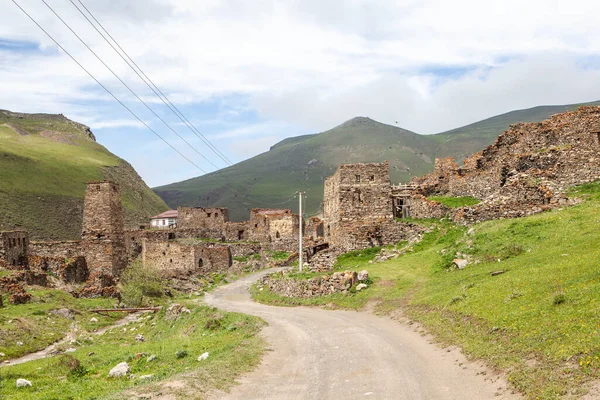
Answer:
[
  {"xmin": 16, "ymin": 341, "xmax": 23, "ymax": 346},
  {"xmin": 108, "ymin": 362, "xmax": 130, "ymax": 378},
  {"xmin": 135, "ymin": 334, "xmax": 145, "ymax": 342},
  {"xmin": 16, "ymin": 379, "xmax": 32, "ymax": 388},
  {"xmin": 197, "ymin": 352, "xmax": 209, "ymax": 361},
  {"xmin": 90, "ymin": 317, "xmax": 98, "ymax": 323},
  {"xmin": 356, "ymin": 283, "xmax": 368, "ymax": 291},
  {"xmin": 452, "ymin": 259, "xmax": 469, "ymax": 270},
  {"xmin": 357, "ymin": 270, "xmax": 369, "ymax": 281},
  {"xmin": 146, "ymin": 354, "xmax": 157, "ymax": 362},
  {"xmin": 0, "ymin": 352, "xmax": 5, "ymax": 357},
  {"xmin": 139, "ymin": 374, "xmax": 154, "ymax": 381},
  {"xmin": 50, "ymin": 308, "xmax": 73, "ymax": 319}
]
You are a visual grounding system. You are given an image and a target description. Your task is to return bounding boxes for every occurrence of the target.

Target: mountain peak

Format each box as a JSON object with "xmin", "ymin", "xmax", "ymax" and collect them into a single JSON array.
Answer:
[{"xmin": 336, "ymin": 116, "xmax": 379, "ymax": 129}]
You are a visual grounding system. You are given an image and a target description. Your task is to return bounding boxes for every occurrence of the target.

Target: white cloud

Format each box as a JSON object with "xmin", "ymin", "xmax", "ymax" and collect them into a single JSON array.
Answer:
[{"xmin": 1, "ymin": 0, "xmax": 600, "ymax": 184}]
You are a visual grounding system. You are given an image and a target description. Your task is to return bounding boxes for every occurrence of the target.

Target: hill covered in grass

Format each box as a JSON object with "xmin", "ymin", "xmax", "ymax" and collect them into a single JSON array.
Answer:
[
  {"xmin": 0, "ymin": 110, "xmax": 168, "ymax": 240},
  {"xmin": 154, "ymin": 100, "xmax": 600, "ymax": 220}
]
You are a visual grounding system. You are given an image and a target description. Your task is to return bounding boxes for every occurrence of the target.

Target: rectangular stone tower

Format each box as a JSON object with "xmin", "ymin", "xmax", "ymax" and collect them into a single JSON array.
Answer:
[
  {"xmin": 323, "ymin": 162, "xmax": 393, "ymax": 249},
  {"xmin": 81, "ymin": 180, "xmax": 127, "ymax": 278}
]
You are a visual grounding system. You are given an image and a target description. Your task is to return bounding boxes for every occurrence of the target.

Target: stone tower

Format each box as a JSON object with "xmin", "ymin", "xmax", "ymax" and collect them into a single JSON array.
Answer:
[{"xmin": 81, "ymin": 180, "xmax": 127, "ymax": 278}]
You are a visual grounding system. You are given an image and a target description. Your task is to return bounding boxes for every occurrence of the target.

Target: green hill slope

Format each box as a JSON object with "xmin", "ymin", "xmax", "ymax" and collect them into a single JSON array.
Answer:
[
  {"xmin": 0, "ymin": 110, "xmax": 168, "ymax": 240},
  {"xmin": 154, "ymin": 100, "xmax": 600, "ymax": 220}
]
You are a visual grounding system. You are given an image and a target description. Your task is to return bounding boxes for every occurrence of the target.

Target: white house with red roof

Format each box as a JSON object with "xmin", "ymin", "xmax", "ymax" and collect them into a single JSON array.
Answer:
[{"xmin": 150, "ymin": 210, "xmax": 178, "ymax": 229}]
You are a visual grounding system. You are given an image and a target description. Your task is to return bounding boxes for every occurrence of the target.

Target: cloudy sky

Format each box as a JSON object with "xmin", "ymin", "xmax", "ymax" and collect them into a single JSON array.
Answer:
[{"xmin": 2, "ymin": 0, "xmax": 600, "ymax": 186}]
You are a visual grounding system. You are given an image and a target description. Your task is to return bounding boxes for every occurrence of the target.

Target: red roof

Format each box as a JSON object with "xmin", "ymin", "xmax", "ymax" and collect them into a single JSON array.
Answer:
[{"xmin": 150, "ymin": 210, "xmax": 178, "ymax": 219}]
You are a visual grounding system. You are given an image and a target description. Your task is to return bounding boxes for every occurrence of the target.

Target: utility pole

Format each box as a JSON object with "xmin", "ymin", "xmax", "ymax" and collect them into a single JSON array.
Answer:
[{"xmin": 297, "ymin": 191, "xmax": 305, "ymax": 272}]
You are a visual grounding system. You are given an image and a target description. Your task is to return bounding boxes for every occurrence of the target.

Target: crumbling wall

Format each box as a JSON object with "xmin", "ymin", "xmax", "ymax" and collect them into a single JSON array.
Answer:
[
  {"xmin": 177, "ymin": 207, "xmax": 229, "ymax": 230},
  {"xmin": 142, "ymin": 239, "xmax": 232, "ymax": 277},
  {"xmin": 0, "ymin": 231, "xmax": 29, "ymax": 268},
  {"xmin": 410, "ymin": 106, "xmax": 600, "ymax": 223},
  {"xmin": 409, "ymin": 195, "xmax": 450, "ymax": 219}
]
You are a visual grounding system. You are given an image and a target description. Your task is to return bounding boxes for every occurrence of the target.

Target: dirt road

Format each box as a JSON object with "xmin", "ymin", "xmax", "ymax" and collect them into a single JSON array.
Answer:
[{"xmin": 204, "ymin": 269, "xmax": 520, "ymax": 400}]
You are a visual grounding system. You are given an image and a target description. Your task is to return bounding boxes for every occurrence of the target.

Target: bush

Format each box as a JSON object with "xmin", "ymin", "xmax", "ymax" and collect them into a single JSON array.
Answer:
[
  {"xmin": 175, "ymin": 350, "xmax": 188, "ymax": 359},
  {"xmin": 119, "ymin": 261, "xmax": 164, "ymax": 307}
]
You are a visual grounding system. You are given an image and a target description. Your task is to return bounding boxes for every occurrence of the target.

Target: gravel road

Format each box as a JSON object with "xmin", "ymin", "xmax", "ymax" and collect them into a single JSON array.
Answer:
[{"xmin": 204, "ymin": 269, "xmax": 520, "ymax": 400}]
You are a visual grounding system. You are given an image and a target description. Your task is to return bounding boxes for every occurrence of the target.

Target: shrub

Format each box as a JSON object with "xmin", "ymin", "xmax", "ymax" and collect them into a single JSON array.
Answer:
[
  {"xmin": 119, "ymin": 260, "xmax": 164, "ymax": 307},
  {"xmin": 175, "ymin": 350, "xmax": 188, "ymax": 359}
]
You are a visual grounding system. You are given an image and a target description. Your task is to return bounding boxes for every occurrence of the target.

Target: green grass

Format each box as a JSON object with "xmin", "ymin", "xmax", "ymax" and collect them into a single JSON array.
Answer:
[
  {"xmin": 0, "ymin": 288, "xmax": 122, "ymax": 359},
  {"xmin": 0, "ymin": 112, "xmax": 168, "ymax": 239},
  {"xmin": 427, "ymin": 195, "xmax": 481, "ymax": 208},
  {"xmin": 0, "ymin": 300, "xmax": 265, "ymax": 399},
  {"xmin": 252, "ymin": 181, "xmax": 600, "ymax": 399}
]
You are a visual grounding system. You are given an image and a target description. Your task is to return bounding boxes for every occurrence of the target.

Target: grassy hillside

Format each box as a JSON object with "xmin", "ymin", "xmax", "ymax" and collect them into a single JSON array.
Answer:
[
  {"xmin": 154, "ymin": 100, "xmax": 600, "ymax": 220},
  {"xmin": 0, "ymin": 110, "xmax": 168, "ymax": 239},
  {"xmin": 253, "ymin": 181, "xmax": 600, "ymax": 399}
]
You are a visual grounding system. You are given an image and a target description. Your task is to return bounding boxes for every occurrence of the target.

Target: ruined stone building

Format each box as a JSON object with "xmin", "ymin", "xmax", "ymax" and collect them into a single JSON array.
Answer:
[
  {"xmin": 322, "ymin": 162, "xmax": 425, "ymax": 250},
  {"xmin": 81, "ymin": 180, "xmax": 127, "ymax": 278},
  {"xmin": 0, "ymin": 231, "xmax": 29, "ymax": 268},
  {"xmin": 411, "ymin": 106, "xmax": 600, "ymax": 223}
]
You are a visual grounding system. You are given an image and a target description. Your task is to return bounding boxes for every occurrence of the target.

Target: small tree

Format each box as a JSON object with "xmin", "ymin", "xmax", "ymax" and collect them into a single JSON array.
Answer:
[{"xmin": 119, "ymin": 260, "xmax": 164, "ymax": 307}]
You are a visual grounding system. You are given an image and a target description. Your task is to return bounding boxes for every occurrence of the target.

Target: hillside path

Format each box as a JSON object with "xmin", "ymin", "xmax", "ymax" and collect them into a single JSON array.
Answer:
[{"xmin": 204, "ymin": 269, "xmax": 520, "ymax": 400}]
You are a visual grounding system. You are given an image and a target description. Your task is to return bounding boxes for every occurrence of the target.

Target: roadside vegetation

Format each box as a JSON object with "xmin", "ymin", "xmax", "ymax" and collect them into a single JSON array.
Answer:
[
  {"xmin": 253, "ymin": 180, "xmax": 600, "ymax": 399},
  {"xmin": 0, "ymin": 259, "xmax": 266, "ymax": 399},
  {"xmin": 1, "ymin": 301, "xmax": 265, "ymax": 399}
]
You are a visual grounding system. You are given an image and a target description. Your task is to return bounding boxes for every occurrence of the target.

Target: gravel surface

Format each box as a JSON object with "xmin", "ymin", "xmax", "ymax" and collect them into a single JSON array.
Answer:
[{"xmin": 205, "ymin": 269, "xmax": 520, "ymax": 400}]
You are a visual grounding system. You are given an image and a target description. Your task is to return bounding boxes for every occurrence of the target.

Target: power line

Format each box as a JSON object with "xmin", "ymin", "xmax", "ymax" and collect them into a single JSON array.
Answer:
[
  {"xmin": 11, "ymin": 0, "xmax": 206, "ymax": 173},
  {"xmin": 40, "ymin": 0, "xmax": 220, "ymax": 170},
  {"xmin": 71, "ymin": 0, "xmax": 233, "ymax": 166}
]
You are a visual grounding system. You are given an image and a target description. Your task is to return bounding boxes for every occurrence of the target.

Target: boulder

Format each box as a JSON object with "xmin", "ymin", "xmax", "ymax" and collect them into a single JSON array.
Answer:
[
  {"xmin": 147, "ymin": 354, "xmax": 157, "ymax": 362},
  {"xmin": 90, "ymin": 317, "xmax": 98, "ymax": 323},
  {"xmin": 135, "ymin": 334, "xmax": 145, "ymax": 342},
  {"xmin": 452, "ymin": 259, "xmax": 469, "ymax": 270},
  {"xmin": 108, "ymin": 362, "xmax": 130, "ymax": 378},
  {"xmin": 197, "ymin": 352, "xmax": 209, "ymax": 361},
  {"xmin": 16, "ymin": 379, "xmax": 32, "ymax": 388},
  {"xmin": 357, "ymin": 270, "xmax": 369, "ymax": 281},
  {"xmin": 356, "ymin": 283, "xmax": 368, "ymax": 291}
]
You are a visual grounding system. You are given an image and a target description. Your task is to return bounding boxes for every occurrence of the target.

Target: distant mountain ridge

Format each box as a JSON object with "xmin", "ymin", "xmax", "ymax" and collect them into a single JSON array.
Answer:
[
  {"xmin": 0, "ymin": 110, "xmax": 169, "ymax": 239},
  {"xmin": 154, "ymin": 100, "xmax": 600, "ymax": 221}
]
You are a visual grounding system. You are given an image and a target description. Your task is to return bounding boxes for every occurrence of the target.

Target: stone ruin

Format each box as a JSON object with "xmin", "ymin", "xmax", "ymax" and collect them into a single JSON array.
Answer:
[
  {"xmin": 410, "ymin": 106, "xmax": 600, "ymax": 223},
  {"xmin": 320, "ymin": 161, "xmax": 427, "ymax": 251},
  {"xmin": 1, "ymin": 180, "xmax": 130, "ymax": 301},
  {"xmin": 129, "ymin": 205, "xmax": 303, "ymax": 278}
]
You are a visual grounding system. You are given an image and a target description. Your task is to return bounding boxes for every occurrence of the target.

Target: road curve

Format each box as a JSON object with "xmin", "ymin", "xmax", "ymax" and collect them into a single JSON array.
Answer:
[{"xmin": 204, "ymin": 269, "xmax": 520, "ymax": 400}]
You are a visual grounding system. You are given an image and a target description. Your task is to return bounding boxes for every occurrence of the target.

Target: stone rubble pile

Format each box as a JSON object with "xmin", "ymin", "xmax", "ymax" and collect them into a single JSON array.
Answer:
[{"xmin": 258, "ymin": 269, "xmax": 370, "ymax": 298}]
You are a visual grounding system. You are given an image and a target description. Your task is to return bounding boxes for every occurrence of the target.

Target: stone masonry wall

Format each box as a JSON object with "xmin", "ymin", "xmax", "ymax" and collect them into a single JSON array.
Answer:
[
  {"xmin": 142, "ymin": 239, "xmax": 232, "ymax": 278},
  {"xmin": 81, "ymin": 180, "xmax": 127, "ymax": 278},
  {"xmin": 410, "ymin": 106, "xmax": 600, "ymax": 223},
  {"xmin": 0, "ymin": 231, "xmax": 29, "ymax": 268},
  {"xmin": 177, "ymin": 207, "xmax": 229, "ymax": 230}
]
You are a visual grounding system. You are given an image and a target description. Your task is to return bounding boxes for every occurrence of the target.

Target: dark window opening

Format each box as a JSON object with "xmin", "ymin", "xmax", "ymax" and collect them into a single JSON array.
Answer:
[
  {"xmin": 206, "ymin": 212, "xmax": 212, "ymax": 218},
  {"xmin": 596, "ymin": 132, "xmax": 600, "ymax": 144},
  {"xmin": 369, "ymin": 175, "xmax": 375, "ymax": 181},
  {"xmin": 500, "ymin": 166, "xmax": 509, "ymax": 187},
  {"xmin": 355, "ymin": 174, "xmax": 361, "ymax": 183},
  {"xmin": 215, "ymin": 212, "xmax": 218, "ymax": 218},
  {"xmin": 12, "ymin": 258, "xmax": 17, "ymax": 266},
  {"xmin": 96, "ymin": 234, "xmax": 105, "ymax": 240},
  {"xmin": 169, "ymin": 259, "xmax": 173, "ymax": 263},
  {"xmin": 162, "ymin": 251, "xmax": 166, "ymax": 256},
  {"xmin": 275, "ymin": 231, "xmax": 280, "ymax": 239},
  {"xmin": 238, "ymin": 230, "xmax": 244, "ymax": 240},
  {"xmin": 168, "ymin": 232, "xmax": 175, "ymax": 240},
  {"xmin": 198, "ymin": 258, "xmax": 204, "ymax": 267},
  {"xmin": 254, "ymin": 223, "xmax": 258, "ymax": 228}
]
